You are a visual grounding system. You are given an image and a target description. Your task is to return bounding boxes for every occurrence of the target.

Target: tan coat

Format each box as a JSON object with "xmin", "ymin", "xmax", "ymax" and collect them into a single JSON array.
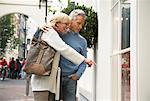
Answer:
[{"xmin": 31, "ymin": 52, "xmax": 60, "ymax": 100}]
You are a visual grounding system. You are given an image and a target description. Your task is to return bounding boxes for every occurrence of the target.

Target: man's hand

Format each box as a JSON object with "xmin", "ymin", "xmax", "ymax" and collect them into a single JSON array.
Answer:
[{"xmin": 69, "ymin": 74, "xmax": 78, "ymax": 81}]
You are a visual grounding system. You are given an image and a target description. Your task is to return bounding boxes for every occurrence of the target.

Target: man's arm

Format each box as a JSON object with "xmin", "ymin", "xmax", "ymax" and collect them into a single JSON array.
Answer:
[{"xmin": 71, "ymin": 40, "xmax": 87, "ymax": 80}]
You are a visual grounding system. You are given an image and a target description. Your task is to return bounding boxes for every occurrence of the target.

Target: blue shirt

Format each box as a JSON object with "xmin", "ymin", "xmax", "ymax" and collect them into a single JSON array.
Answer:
[{"xmin": 59, "ymin": 32, "xmax": 87, "ymax": 79}]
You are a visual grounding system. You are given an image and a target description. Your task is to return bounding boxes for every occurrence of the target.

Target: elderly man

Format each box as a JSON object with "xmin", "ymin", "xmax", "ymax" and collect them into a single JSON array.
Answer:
[{"xmin": 59, "ymin": 9, "xmax": 88, "ymax": 101}]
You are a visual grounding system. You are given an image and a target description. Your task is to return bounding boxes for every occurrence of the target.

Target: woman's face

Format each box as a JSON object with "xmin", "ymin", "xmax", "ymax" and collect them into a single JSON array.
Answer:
[{"xmin": 55, "ymin": 22, "xmax": 70, "ymax": 34}]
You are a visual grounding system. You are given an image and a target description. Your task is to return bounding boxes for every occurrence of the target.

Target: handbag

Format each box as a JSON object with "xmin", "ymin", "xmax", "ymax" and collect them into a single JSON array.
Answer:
[{"xmin": 22, "ymin": 29, "xmax": 56, "ymax": 76}]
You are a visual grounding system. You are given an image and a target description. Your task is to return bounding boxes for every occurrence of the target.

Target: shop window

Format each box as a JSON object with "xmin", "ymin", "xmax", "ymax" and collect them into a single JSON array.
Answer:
[
  {"xmin": 121, "ymin": 4, "xmax": 130, "ymax": 49},
  {"xmin": 121, "ymin": 52, "xmax": 130, "ymax": 101},
  {"xmin": 111, "ymin": 0, "xmax": 130, "ymax": 101},
  {"xmin": 121, "ymin": 1, "xmax": 130, "ymax": 101}
]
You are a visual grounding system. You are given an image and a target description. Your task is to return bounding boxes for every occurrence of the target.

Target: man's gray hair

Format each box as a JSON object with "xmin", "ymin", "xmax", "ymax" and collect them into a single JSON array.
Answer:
[{"xmin": 69, "ymin": 9, "xmax": 86, "ymax": 20}]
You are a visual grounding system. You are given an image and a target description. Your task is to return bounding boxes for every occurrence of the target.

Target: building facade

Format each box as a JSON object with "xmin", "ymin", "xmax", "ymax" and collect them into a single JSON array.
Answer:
[
  {"xmin": 78, "ymin": 0, "xmax": 150, "ymax": 101},
  {"xmin": 94, "ymin": 0, "xmax": 150, "ymax": 101}
]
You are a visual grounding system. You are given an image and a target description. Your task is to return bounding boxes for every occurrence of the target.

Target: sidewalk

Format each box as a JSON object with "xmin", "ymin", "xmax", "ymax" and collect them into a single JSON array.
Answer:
[{"xmin": 0, "ymin": 78, "xmax": 33, "ymax": 101}]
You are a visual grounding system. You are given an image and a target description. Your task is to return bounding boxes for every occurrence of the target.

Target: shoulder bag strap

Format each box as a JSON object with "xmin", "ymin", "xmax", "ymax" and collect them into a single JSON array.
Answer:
[{"xmin": 35, "ymin": 29, "xmax": 45, "ymax": 64}]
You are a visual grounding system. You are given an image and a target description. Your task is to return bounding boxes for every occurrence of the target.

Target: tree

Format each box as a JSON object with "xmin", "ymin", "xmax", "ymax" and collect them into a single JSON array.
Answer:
[
  {"xmin": 0, "ymin": 15, "xmax": 15, "ymax": 56},
  {"xmin": 62, "ymin": 1, "xmax": 98, "ymax": 48},
  {"xmin": 0, "ymin": 14, "xmax": 20, "ymax": 57}
]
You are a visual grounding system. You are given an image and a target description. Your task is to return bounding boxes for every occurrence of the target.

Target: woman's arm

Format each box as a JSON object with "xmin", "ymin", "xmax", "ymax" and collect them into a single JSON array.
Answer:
[{"xmin": 41, "ymin": 28, "xmax": 93, "ymax": 66}]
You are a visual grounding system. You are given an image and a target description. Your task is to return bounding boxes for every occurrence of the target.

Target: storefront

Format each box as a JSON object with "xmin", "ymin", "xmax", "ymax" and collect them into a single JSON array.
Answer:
[
  {"xmin": 78, "ymin": 0, "xmax": 150, "ymax": 101},
  {"xmin": 94, "ymin": 0, "xmax": 150, "ymax": 101}
]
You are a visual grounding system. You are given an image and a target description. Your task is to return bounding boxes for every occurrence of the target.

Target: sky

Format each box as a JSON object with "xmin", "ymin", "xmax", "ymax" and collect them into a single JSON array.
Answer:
[{"xmin": 48, "ymin": 0, "xmax": 96, "ymax": 11}]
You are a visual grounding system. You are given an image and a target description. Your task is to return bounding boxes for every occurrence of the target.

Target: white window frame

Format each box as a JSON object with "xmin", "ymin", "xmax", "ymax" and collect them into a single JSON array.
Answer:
[{"xmin": 111, "ymin": 0, "xmax": 132, "ymax": 101}]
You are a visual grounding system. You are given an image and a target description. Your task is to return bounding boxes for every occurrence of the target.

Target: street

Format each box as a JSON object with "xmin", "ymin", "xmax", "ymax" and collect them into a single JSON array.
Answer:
[{"xmin": 0, "ymin": 78, "xmax": 33, "ymax": 101}]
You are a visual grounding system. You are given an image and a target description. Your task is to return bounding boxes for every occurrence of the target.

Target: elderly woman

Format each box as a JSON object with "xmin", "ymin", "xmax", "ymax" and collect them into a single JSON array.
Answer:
[{"xmin": 30, "ymin": 12, "xmax": 93, "ymax": 101}]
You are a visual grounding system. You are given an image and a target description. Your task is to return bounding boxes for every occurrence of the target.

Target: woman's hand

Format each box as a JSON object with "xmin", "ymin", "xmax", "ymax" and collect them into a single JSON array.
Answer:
[
  {"xmin": 84, "ymin": 58, "xmax": 95, "ymax": 67},
  {"xmin": 39, "ymin": 24, "xmax": 49, "ymax": 32}
]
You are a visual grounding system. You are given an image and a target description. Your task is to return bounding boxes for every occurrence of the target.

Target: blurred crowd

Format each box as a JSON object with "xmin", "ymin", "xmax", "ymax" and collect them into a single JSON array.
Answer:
[{"xmin": 0, "ymin": 57, "xmax": 26, "ymax": 80}]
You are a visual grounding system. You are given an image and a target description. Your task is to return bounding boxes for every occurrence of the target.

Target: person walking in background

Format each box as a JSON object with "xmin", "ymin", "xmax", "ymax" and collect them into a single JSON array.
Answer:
[
  {"xmin": 8, "ymin": 57, "xmax": 16, "ymax": 79},
  {"xmin": 0, "ymin": 57, "xmax": 8, "ymax": 80},
  {"xmin": 21, "ymin": 58, "xmax": 26, "ymax": 67},
  {"xmin": 15, "ymin": 58, "xmax": 22, "ymax": 79},
  {"xmin": 20, "ymin": 58, "xmax": 26, "ymax": 79},
  {"xmin": 59, "ymin": 9, "xmax": 88, "ymax": 101},
  {"xmin": 0, "ymin": 57, "xmax": 7, "ymax": 68},
  {"xmin": 31, "ymin": 12, "xmax": 94, "ymax": 101}
]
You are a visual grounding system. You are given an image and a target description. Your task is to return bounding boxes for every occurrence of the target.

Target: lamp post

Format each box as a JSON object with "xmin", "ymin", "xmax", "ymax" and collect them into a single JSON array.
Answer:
[
  {"xmin": 23, "ymin": 15, "xmax": 30, "ymax": 96},
  {"xmin": 23, "ymin": 16, "xmax": 27, "ymax": 59},
  {"xmin": 0, "ymin": 37, "xmax": 2, "ymax": 56}
]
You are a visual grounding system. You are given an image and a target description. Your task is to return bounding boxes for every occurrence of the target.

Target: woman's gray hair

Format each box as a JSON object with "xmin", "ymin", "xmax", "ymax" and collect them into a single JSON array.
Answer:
[{"xmin": 69, "ymin": 9, "xmax": 86, "ymax": 20}]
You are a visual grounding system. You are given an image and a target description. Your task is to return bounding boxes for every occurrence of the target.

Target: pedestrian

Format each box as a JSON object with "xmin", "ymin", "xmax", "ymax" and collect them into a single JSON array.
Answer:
[
  {"xmin": 0, "ymin": 57, "xmax": 7, "ymax": 67},
  {"xmin": 15, "ymin": 59, "xmax": 22, "ymax": 79},
  {"xmin": 8, "ymin": 57, "xmax": 16, "ymax": 79},
  {"xmin": 20, "ymin": 58, "xmax": 26, "ymax": 79},
  {"xmin": 0, "ymin": 57, "xmax": 8, "ymax": 80},
  {"xmin": 31, "ymin": 12, "xmax": 94, "ymax": 101}
]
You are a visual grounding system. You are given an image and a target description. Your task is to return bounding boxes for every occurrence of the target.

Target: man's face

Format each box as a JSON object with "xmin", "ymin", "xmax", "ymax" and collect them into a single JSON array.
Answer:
[{"xmin": 70, "ymin": 15, "xmax": 85, "ymax": 33}]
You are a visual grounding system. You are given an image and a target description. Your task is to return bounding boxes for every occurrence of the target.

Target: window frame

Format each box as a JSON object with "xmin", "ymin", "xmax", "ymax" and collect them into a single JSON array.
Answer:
[{"xmin": 111, "ymin": 0, "xmax": 131, "ymax": 101}]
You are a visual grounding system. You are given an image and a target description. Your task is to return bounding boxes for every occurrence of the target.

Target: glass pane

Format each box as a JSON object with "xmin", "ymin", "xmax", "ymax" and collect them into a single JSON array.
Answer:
[
  {"xmin": 121, "ymin": 3, "xmax": 130, "ymax": 49},
  {"xmin": 121, "ymin": 52, "xmax": 130, "ymax": 101},
  {"xmin": 112, "ymin": 4, "xmax": 119, "ymax": 52}
]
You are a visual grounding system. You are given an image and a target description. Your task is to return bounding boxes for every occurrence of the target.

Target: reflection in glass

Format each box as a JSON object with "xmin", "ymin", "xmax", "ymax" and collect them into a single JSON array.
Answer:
[
  {"xmin": 121, "ymin": 52, "xmax": 130, "ymax": 101},
  {"xmin": 121, "ymin": 4, "xmax": 130, "ymax": 49}
]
